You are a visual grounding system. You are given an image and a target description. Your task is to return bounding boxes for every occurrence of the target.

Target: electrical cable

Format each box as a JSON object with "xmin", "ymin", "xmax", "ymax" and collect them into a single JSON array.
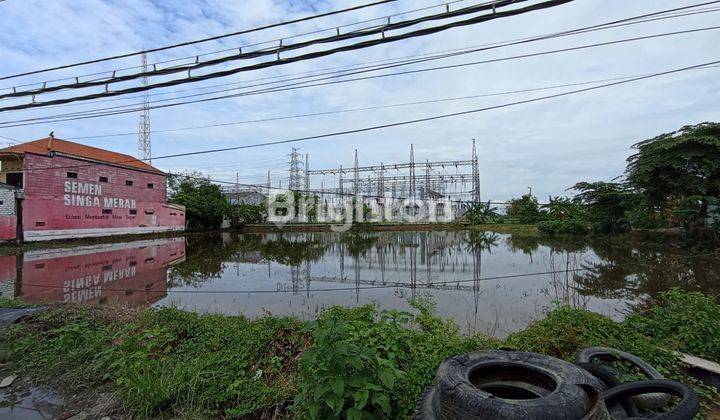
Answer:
[
  {"xmin": 0, "ymin": 0, "xmax": 400, "ymax": 81},
  {"xmin": 20, "ymin": 3, "xmax": 719, "ymax": 113},
  {"xmin": 13, "ymin": 58, "xmax": 720, "ymax": 176},
  {"xmin": 0, "ymin": 0, "xmax": 474, "ymax": 92},
  {"xmin": 0, "ymin": 0, "xmax": 572, "ymax": 106},
  {"xmin": 2, "ymin": 24, "xmax": 718, "ymax": 126},
  {"xmin": 40, "ymin": 65, "xmax": 720, "ymax": 141},
  {"xmin": 4, "ymin": 0, "xmax": 716, "ymax": 103}
]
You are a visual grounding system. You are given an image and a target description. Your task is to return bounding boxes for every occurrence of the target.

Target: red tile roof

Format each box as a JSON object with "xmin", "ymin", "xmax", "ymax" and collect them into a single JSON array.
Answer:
[{"xmin": 0, "ymin": 137, "xmax": 162, "ymax": 173}]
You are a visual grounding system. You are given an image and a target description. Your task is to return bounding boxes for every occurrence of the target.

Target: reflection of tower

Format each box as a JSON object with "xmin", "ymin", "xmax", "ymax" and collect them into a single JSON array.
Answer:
[
  {"xmin": 472, "ymin": 241, "xmax": 482, "ymax": 333},
  {"xmin": 354, "ymin": 254, "xmax": 360, "ymax": 303},
  {"xmin": 471, "ymin": 139, "xmax": 481, "ymax": 203},
  {"xmin": 138, "ymin": 52, "xmax": 152, "ymax": 163},
  {"xmin": 410, "ymin": 235, "xmax": 417, "ymax": 299},
  {"xmin": 291, "ymin": 265, "xmax": 300, "ymax": 294},
  {"xmin": 304, "ymin": 260, "xmax": 311, "ymax": 297}
]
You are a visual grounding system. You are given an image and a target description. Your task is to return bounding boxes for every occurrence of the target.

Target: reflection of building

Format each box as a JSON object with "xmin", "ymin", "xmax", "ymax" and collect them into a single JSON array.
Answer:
[
  {"xmin": 0, "ymin": 136, "xmax": 185, "ymax": 241},
  {"xmin": 0, "ymin": 238, "xmax": 185, "ymax": 306}
]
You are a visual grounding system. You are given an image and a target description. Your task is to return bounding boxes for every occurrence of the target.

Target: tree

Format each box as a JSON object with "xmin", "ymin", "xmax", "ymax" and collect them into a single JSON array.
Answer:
[
  {"xmin": 507, "ymin": 194, "xmax": 541, "ymax": 224},
  {"xmin": 464, "ymin": 201, "xmax": 500, "ymax": 224},
  {"xmin": 626, "ymin": 122, "xmax": 720, "ymax": 223},
  {"xmin": 542, "ymin": 196, "xmax": 581, "ymax": 221},
  {"xmin": 168, "ymin": 171, "xmax": 232, "ymax": 230},
  {"xmin": 570, "ymin": 182, "xmax": 633, "ymax": 233}
]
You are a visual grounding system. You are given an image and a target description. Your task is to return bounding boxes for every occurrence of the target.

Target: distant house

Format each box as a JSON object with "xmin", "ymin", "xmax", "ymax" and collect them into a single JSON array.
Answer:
[
  {"xmin": 0, "ymin": 136, "xmax": 185, "ymax": 241},
  {"xmin": 229, "ymin": 190, "xmax": 267, "ymax": 206}
]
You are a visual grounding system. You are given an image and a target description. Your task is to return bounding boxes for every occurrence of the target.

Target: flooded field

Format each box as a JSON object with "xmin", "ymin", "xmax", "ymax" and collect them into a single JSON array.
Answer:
[{"xmin": 1, "ymin": 230, "xmax": 717, "ymax": 337}]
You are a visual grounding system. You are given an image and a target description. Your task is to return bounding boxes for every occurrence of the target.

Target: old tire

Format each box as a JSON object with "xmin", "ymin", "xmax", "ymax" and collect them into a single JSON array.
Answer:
[
  {"xmin": 574, "ymin": 347, "xmax": 670, "ymax": 410},
  {"xmin": 414, "ymin": 385, "xmax": 438, "ymax": 420},
  {"xmin": 574, "ymin": 362, "xmax": 638, "ymax": 418},
  {"xmin": 602, "ymin": 380, "xmax": 699, "ymax": 420},
  {"xmin": 434, "ymin": 350, "xmax": 603, "ymax": 420}
]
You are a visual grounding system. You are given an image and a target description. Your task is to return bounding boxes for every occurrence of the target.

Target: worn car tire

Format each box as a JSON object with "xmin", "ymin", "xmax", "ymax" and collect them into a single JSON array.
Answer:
[
  {"xmin": 414, "ymin": 385, "xmax": 438, "ymax": 420},
  {"xmin": 574, "ymin": 362, "xmax": 638, "ymax": 418},
  {"xmin": 602, "ymin": 380, "xmax": 699, "ymax": 420},
  {"xmin": 574, "ymin": 347, "xmax": 671, "ymax": 410},
  {"xmin": 434, "ymin": 350, "xmax": 604, "ymax": 420}
]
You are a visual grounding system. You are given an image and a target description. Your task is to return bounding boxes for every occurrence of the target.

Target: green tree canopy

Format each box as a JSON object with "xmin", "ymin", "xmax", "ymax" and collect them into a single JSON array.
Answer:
[
  {"xmin": 626, "ymin": 122, "xmax": 720, "ymax": 219},
  {"xmin": 169, "ymin": 171, "xmax": 232, "ymax": 230},
  {"xmin": 507, "ymin": 194, "xmax": 541, "ymax": 224}
]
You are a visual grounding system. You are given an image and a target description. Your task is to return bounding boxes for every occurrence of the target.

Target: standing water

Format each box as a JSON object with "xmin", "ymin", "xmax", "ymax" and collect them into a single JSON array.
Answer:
[{"xmin": 1, "ymin": 230, "xmax": 717, "ymax": 337}]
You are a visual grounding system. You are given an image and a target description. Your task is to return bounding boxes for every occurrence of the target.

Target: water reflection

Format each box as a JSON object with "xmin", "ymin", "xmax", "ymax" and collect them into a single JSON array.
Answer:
[
  {"xmin": 2, "ymin": 231, "xmax": 717, "ymax": 338},
  {"xmin": 0, "ymin": 238, "xmax": 186, "ymax": 306}
]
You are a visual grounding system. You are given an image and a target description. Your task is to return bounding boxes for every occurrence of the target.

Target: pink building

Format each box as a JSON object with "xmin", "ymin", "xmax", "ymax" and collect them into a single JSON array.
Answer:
[{"xmin": 0, "ymin": 136, "xmax": 185, "ymax": 241}]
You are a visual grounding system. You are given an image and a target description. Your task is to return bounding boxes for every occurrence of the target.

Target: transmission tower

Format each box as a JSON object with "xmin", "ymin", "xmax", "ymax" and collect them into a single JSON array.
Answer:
[
  {"xmin": 289, "ymin": 148, "xmax": 302, "ymax": 190},
  {"xmin": 471, "ymin": 139, "xmax": 481, "ymax": 203},
  {"xmin": 138, "ymin": 51, "xmax": 151, "ymax": 163}
]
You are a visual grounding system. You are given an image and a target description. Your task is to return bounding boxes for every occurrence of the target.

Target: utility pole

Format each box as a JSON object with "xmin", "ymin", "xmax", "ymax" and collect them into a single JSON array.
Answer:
[
  {"xmin": 235, "ymin": 172, "xmax": 240, "ymax": 203},
  {"xmin": 339, "ymin": 165, "xmax": 344, "ymax": 196},
  {"xmin": 409, "ymin": 144, "xmax": 416, "ymax": 198},
  {"xmin": 424, "ymin": 159, "xmax": 431, "ymax": 199},
  {"xmin": 138, "ymin": 51, "xmax": 151, "ymax": 163},
  {"xmin": 304, "ymin": 153, "xmax": 310, "ymax": 191},
  {"xmin": 378, "ymin": 162, "xmax": 385, "ymax": 198},
  {"xmin": 353, "ymin": 149, "xmax": 359, "ymax": 197},
  {"xmin": 266, "ymin": 171, "xmax": 271, "ymax": 197}
]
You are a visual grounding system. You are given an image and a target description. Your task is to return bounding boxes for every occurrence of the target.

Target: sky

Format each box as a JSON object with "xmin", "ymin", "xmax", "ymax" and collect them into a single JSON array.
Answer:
[{"xmin": 0, "ymin": 0, "xmax": 718, "ymax": 201}]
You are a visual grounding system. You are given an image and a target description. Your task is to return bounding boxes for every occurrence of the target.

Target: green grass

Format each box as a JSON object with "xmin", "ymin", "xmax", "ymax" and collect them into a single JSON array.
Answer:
[{"xmin": 1, "ymin": 290, "xmax": 719, "ymax": 418}]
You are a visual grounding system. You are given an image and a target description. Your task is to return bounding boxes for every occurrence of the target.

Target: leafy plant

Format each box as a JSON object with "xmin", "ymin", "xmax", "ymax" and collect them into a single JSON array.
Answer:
[
  {"xmin": 464, "ymin": 201, "xmax": 500, "ymax": 225},
  {"xmin": 294, "ymin": 310, "xmax": 401, "ymax": 419},
  {"xmin": 507, "ymin": 194, "xmax": 542, "ymax": 224},
  {"xmin": 537, "ymin": 220, "xmax": 588, "ymax": 236},
  {"xmin": 168, "ymin": 171, "xmax": 233, "ymax": 230}
]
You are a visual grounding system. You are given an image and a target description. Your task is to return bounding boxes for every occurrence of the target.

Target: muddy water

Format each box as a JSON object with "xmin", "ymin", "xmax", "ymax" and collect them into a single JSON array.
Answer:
[{"xmin": 2, "ymin": 230, "xmax": 718, "ymax": 337}]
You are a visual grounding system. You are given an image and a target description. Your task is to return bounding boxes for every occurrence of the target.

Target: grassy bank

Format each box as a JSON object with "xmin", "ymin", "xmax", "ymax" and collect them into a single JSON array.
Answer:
[{"xmin": 1, "ymin": 290, "xmax": 719, "ymax": 418}]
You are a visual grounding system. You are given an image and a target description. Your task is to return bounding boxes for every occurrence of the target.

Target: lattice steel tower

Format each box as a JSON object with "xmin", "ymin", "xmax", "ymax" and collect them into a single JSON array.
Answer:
[
  {"xmin": 471, "ymin": 139, "xmax": 481, "ymax": 203},
  {"xmin": 289, "ymin": 148, "xmax": 303, "ymax": 190},
  {"xmin": 138, "ymin": 51, "xmax": 152, "ymax": 163}
]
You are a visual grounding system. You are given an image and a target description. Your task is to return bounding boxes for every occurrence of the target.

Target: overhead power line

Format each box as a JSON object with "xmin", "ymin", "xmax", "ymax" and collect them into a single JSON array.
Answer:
[
  {"xmin": 18, "ymin": 58, "xmax": 720, "ymax": 174},
  {"xmin": 0, "ymin": 0, "xmax": 473, "ymax": 92},
  {"xmin": 20, "ymin": 3, "xmax": 718, "ymax": 113},
  {"xmin": 60, "ymin": 65, "xmax": 720, "ymax": 141},
  {"xmin": 0, "ymin": 0, "xmax": 399, "ymax": 82},
  {"xmin": 3, "ymin": 24, "xmax": 718, "ymax": 127},
  {"xmin": 0, "ymin": 0, "xmax": 572, "ymax": 106}
]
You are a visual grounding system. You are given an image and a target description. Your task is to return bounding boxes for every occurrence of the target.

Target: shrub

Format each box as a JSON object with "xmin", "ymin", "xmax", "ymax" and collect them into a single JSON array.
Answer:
[
  {"xmin": 507, "ymin": 194, "xmax": 542, "ymax": 224},
  {"xmin": 538, "ymin": 220, "xmax": 588, "ymax": 236}
]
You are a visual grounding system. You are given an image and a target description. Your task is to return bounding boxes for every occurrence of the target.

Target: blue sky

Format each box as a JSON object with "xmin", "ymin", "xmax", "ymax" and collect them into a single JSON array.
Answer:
[{"xmin": 0, "ymin": 0, "xmax": 718, "ymax": 200}]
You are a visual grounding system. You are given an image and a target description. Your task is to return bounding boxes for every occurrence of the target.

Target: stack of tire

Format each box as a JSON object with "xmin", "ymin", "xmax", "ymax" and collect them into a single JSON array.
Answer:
[{"xmin": 415, "ymin": 348, "xmax": 699, "ymax": 419}]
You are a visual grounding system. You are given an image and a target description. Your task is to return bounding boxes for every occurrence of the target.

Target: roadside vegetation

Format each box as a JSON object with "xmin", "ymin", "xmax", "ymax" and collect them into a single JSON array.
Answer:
[
  {"xmin": 465, "ymin": 123, "xmax": 720, "ymax": 244},
  {"xmin": 1, "ymin": 289, "xmax": 719, "ymax": 418}
]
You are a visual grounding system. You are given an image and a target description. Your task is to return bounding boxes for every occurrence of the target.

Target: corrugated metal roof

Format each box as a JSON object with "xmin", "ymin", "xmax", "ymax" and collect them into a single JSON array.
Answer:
[{"xmin": 0, "ymin": 137, "xmax": 162, "ymax": 173}]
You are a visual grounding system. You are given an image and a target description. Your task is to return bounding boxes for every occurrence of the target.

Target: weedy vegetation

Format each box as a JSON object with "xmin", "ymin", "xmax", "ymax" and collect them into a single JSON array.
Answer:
[{"xmin": 1, "ymin": 291, "xmax": 719, "ymax": 418}]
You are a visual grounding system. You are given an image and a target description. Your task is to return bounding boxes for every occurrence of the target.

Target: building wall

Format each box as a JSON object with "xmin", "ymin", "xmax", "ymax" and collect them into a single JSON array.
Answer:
[
  {"xmin": 22, "ymin": 153, "xmax": 185, "ymax": 241},
  {"xmin": 0, "ymin": 188, "xmax": 17, "ymax": 240}
]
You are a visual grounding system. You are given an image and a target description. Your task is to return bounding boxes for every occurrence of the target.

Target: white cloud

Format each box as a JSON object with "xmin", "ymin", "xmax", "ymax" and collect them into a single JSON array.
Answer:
[{"xmin": 0, "ymin": 0, "xmax": 718, "ymax": 200}]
